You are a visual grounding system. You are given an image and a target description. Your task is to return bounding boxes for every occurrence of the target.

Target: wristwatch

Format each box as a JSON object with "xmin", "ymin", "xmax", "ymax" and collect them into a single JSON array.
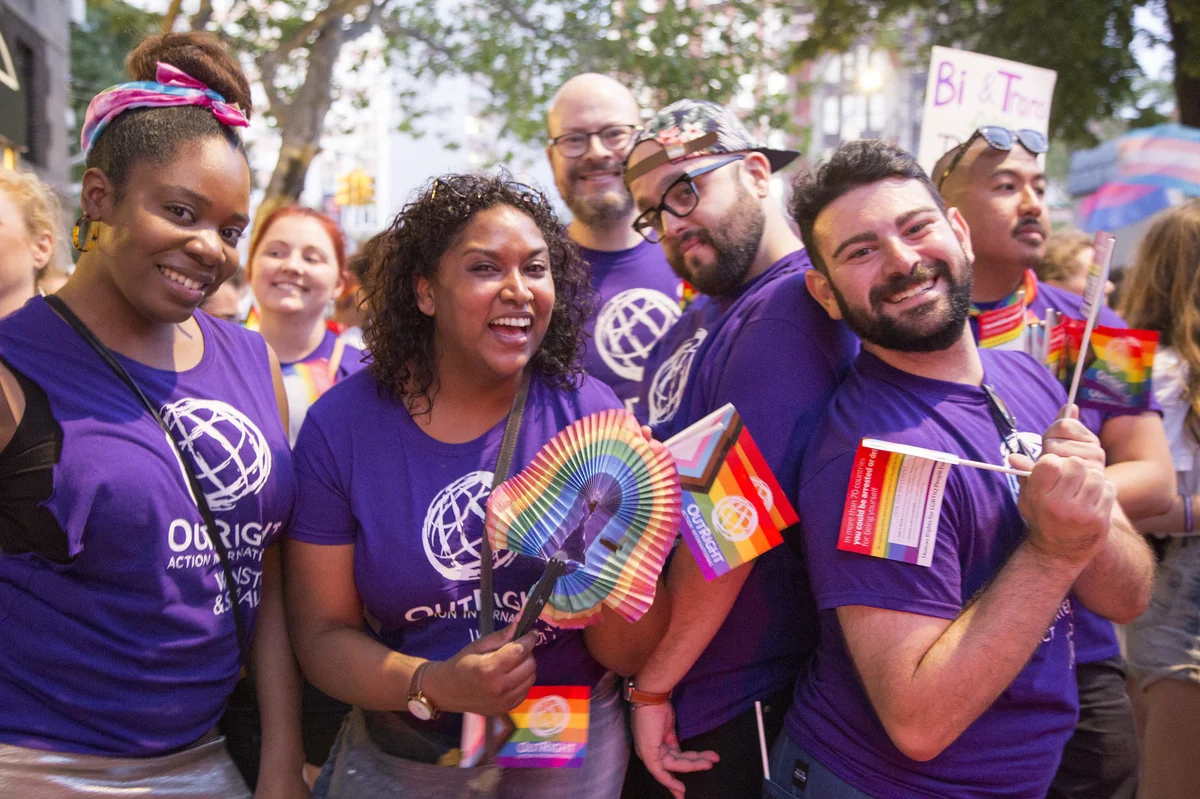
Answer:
[
  {"xmin": 624, "ymin": 676, "xmax": 671, "ymax": 708},
  {"xmin": 406, "ymin": 661, "xmax": 441, "ymax": 721}
]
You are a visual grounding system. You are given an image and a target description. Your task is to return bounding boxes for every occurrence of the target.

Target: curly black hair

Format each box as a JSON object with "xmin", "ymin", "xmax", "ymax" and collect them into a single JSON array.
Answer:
[{"xmin": 363, "ymin": 172, "xmax": 595, "ymax": 412}]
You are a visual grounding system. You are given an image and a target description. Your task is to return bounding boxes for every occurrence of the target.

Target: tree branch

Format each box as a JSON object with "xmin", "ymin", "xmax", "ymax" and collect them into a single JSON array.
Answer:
[
  {"xmin": 377, "ymin": 16, "xmax": 457, "ymax": 60},
  {"xmin": 191, "ymin": 0, "xmax": 214, "ymax": 29},
  {"xmin": 160, "ymin": 0, "xmax": 184, "ymax": 33},
  {"xmin": 494, "ymin": 0, "xmax": 541, "ymax": 33}
]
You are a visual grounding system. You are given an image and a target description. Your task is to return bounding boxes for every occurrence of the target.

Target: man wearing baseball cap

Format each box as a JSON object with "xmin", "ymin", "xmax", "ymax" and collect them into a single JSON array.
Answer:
[{"xmin": 620, "ymin": 99, "xmax": 857, "ymax": 799}]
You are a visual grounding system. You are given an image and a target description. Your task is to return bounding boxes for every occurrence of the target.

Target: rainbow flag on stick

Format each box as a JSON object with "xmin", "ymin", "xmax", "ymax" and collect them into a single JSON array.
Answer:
[
  {"xmin": 666, "ymin": 404, "xmax": 796, "ymax": 581},
  {"xmin": 837, "ymin": 440, "xmax": 954, "ymax": 568}
]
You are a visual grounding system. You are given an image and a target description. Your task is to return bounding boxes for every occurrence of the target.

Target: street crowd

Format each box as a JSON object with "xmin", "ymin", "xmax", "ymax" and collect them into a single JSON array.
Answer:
[{"xmin": 0, "ymin": 28, "xmax": 1198, "ymax": 799}]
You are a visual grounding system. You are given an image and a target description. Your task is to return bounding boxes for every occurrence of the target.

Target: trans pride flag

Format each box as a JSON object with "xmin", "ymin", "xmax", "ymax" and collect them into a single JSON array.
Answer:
[{"xmin": 666, "ymin": 404, "xmax": 796, "ymax": 580}]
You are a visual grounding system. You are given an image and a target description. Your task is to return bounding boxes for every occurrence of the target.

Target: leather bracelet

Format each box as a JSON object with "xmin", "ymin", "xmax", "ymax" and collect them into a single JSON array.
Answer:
[
  {"xmin": 624, "ymin": 676, "xmax": 671, "ymax": 708},
  {"xmin": 1183, "ymin": 491, "xmax": 1194, "ymax": 535}
]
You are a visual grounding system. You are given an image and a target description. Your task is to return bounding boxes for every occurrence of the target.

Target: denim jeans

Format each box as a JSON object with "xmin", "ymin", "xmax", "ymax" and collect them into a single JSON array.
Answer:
[{"xmin": 764, "ymin": 732, "xmax": 875, "ymax": 799}]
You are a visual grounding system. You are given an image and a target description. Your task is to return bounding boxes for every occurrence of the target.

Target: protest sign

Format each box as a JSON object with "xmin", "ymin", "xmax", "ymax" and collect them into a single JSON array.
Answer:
[{"xmin": 917, "ymin": 46, "xmax": 1057, "ymax": 174}]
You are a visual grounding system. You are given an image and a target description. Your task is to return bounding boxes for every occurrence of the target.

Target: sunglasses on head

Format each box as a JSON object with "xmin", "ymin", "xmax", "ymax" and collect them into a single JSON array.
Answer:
[{"xmin": 936, "ymin": 127, "xmax": 1049, "ymax": 191}]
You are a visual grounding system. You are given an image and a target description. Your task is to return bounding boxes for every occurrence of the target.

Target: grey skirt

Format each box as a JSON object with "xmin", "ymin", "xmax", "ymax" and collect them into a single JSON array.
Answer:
[
  {"xmin": 0, "ymin": 732, "xmax": 251, "ymax": 798},
  {"xmin": 313, "ymin": 674, "xmax": 628, "ymax": 799}
]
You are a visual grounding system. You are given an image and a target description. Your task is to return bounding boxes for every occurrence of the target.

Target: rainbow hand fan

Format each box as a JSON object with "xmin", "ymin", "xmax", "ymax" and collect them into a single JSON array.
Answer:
[{"xmin": 486, "ymin": 409, "xmax": 682, "ymax": 628}]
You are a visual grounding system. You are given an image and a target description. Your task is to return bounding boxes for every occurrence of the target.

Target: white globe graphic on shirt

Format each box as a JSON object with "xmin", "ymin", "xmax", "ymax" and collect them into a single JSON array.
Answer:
[
  {"xmin": 712, "ymin": 495, "xmax": 759, "ymax": 543},
  {"xmin": 1001, "ymin": 432, "xmax": 1043, "ymax": 502},
  {"xmin": 648, "ymin": 329, "xmax": 708, "ymax": 425},
  {"xmin": 595, "ymin": 289, "xmax": 681, "ymax": 382},
  {"xmin": 751, "ymin": 477, "xmax": 774, "ymax": 511},
  {"xmin": 160, "ymin": 398, "xmax": 272, "ymax": 512},
  {"xmin": 422, "ymin": 470, "xmax": 517, "ymax": 581}
]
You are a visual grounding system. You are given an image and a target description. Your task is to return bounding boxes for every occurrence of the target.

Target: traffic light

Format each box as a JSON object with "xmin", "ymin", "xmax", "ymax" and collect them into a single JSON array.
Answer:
[{"xmin": 335, "ymin": 168, "xmax": 375, "ymax": 207}]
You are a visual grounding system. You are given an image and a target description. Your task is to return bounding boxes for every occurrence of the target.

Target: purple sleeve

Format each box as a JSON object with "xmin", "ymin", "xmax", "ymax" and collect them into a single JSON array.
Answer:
[
  {"xmin": 800, "ymin": 451, "xmax": 965, "ymax": 621},
  {"xmin": 710, "ymin": 317, "xmax": 844, "ymax": 504},
  {"xmin": 289, "ymin": 414, "xmax": 358, "ymax": 545}
]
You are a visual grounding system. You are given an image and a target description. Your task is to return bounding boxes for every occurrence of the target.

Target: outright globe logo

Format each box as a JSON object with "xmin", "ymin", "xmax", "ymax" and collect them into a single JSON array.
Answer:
[
  {"xmin": 423, "ymin": 470, "xmax": 517, "ymax": 581},
  {"xmin": 529, "ymin": 695, "xmax": 572, "ymax": 738},
  {"xmin": 712, "ymin": 495, "xmax": 759, "ymax": 543},
  {"xmin": 160, "ymin": 398, "xmax": 272, "ymax": 512},
  {"xmin": 648, "ymin": 328, "xmax": 708, "ymax": 425},
  {"xmin": 595, "ymin": 289, "xmax": 682, "ymax": 382}
]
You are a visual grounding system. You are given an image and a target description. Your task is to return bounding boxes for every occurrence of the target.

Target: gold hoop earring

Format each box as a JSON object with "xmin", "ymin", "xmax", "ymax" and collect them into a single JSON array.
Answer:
[{"xmin": 72, "ymin": 215, "xmax": 99, "ymax": 253}]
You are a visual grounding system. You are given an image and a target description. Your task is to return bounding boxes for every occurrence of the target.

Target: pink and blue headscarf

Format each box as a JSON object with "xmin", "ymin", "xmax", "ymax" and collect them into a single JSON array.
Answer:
[{"xmin": 81, "ymin": 62, "xmax": 249, "ymax": 159}]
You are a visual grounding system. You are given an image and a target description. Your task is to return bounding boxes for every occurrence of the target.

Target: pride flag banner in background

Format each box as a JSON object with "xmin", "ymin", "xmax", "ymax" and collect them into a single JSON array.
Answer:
[
  {"xmin": 837, "ymin": 440, "xmax": 952, "ymax": 568},
  {"xmin": 496, "ymin": 686, "xmax": 590, "ymax": 768},
  {"xmin": 666, "ymin": 404, "xmax": 796, "ymax": 581}
]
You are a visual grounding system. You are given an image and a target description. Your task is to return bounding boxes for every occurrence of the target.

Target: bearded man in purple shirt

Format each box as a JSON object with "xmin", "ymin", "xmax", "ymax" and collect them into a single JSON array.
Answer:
[
  {"xmin": 770, "ymin": 139, "xmax": 1154, "ymax": 798},
  {"xmin": 620, "ymin": 100, "xmax": 857, "ymax": 799},
  {"xmin": 546, "ymin": 74, "xmax": 681, "ymax": 414},
  {"xmin": 935, "ymin": 131, "xmax": 1175, "ymax": 799}
]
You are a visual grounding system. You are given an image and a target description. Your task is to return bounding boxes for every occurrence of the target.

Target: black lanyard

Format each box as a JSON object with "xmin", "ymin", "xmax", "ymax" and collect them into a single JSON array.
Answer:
[
  {"xmin": 982, "ymin": 383, "xmax": 1036, "ymax": 460},
  {"xmin": 44, "ymin": 295, "xmax": 248, "ymax": 669}
]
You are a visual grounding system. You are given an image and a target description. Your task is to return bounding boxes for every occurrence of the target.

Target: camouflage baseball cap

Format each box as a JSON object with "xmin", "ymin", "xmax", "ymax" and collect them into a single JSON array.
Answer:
[{"xmin": 624, "ymin": 98, "xmax": 799, "ymax": 185}]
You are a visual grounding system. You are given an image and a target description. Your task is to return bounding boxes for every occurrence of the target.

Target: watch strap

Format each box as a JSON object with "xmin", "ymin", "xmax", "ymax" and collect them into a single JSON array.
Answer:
[{"xmin": 625, "ymin": 677, "xmax": 671, "ymax": 707}]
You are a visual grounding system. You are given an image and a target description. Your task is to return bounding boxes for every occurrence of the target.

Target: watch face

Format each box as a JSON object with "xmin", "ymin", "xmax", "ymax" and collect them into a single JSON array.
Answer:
[{"xmin": 407, "ymin": 697, "xmax": 434, "ymax": 721}]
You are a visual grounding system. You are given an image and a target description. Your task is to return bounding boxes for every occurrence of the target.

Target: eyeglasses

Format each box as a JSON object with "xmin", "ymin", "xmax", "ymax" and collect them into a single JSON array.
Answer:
[
  {"xmin": 936, "ymin": 127, "xmax": 1049, "ymax": 191},
  {"xmin": 632, "ymin": 156, "xmax": 745, "ymax": 244},
  {"xmin": 548, "ymin": 125, "xmax": 642, "ymax": 158}
]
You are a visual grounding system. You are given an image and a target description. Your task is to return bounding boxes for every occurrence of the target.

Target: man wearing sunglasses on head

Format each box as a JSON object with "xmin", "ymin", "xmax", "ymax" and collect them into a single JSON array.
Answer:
[
  {"xmin": 546, "ymin": 74, "xmax": 682, "ymax": 414},
  {"xmin": 620, "ymin": 99, "xmax": 857, "ymax": 799},
  {"xmin": 773, "ymin": 138, "xmax": 1153, "ymax": 799},
  {"xmin": 937, "ymin": 127, "xmax": 1175, "ymax": 799}
]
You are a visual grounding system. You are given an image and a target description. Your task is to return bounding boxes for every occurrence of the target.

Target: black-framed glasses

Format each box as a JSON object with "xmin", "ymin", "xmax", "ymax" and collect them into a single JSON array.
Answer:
[
  {"xmin": 936, "ymin": 127, "xmax": 1049, "ymax": 191},
  {"xmin": 548, "ymin": 124, "xmax": 642, "ymax": 158},
  {"xmin": 632, "ymin": 156, "xmax": 745, "ymax": 244}
]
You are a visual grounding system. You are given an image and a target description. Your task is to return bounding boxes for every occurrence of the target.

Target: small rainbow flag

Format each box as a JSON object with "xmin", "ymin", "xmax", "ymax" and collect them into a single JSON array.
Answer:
[
  {"xmin": 1063, "ymin": 320, "xmax": 1159, "ymax": 414},
  {"xmin": 496, "ymin": 686, "xmax": 590, "ymax": 768},
  {"xmin": 836, "ymin": 440, "xmax": 952, "ymax": 567},
  {"xmin": 666, "ymin": 404, "xmax": 796, "ymax": 581},
  {"xmin": 243, "ymin": 304, "xmax": 260, "ymax": 331}
]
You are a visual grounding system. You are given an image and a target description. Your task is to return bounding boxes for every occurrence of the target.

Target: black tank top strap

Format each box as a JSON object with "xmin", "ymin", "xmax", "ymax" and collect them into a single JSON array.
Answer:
[{"xmin": 0, "ymin": 356, "xmax": 69, "ymax": 563}]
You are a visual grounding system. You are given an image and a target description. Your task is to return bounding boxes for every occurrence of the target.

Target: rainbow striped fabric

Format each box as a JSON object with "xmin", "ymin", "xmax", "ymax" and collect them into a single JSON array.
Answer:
[
  {"xmin": 486, "ymin": 409, "xmax": 681, "ymax": 628},
  {"xmin": 496, "ymin": 686, "xmax": 590, "ymax": 768},
  {"xmin": 666, "ymin": 404, "xmax": 796, "ymax": 580}
]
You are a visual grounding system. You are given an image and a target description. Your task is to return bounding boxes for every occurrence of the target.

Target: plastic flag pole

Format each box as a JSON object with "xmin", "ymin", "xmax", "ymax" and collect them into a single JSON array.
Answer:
[
  {"xmin": 862, "ymin": 439, "xmax": 1031, "ymax": 478},
  {"xmin": 1066, "ymin": 231, "xmax": 1117, "ymax": 405},
  {"xmin": 755, "ymin": 700, "xmax": 770, "ymax": 780}
]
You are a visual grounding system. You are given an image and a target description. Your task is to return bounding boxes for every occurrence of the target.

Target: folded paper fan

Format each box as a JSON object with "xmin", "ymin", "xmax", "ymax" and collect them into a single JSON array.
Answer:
[{"xmin": 486, "ymin": 409, "xmax": 681, "ymax": 628}]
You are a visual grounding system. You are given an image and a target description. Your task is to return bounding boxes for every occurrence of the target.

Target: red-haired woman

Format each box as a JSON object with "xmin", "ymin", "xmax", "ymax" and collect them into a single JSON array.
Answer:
[{"xmin": 249, "ymin": 207, "xmax": 366, "ymax": 444}]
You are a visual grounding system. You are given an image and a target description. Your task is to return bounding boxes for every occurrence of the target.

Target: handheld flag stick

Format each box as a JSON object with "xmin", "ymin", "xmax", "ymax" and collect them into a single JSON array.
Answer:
[
  {"xmin": 862, "ymin": 439, "xmax": 1031, "ymax": 478},
  {"xmin": 1066, "ymin": 232, "xmax": 1117, "ymax": 405},
  {"xmin": 755, "ymin": 701, "xmax": 770, "ymax": 780}
]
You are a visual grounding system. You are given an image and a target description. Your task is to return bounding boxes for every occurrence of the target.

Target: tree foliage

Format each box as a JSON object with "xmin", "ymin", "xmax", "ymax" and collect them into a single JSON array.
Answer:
[{"xmin": 793, "ymin": 0, "xmax": 1196, "ymax": 147}]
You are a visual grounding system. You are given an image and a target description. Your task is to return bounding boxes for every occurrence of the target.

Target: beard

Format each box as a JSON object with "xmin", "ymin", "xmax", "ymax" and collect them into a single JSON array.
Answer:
[
  {"xmin": 665, "ymin": 183, "xmax": 765, "ymax": 297},
  {"xmin": 831, "ymin": 254, "xmax": 974, "ymax": 353},
  {"xmin": 561, "ymin": 164, "xmax": 635, "ymax": 228}
]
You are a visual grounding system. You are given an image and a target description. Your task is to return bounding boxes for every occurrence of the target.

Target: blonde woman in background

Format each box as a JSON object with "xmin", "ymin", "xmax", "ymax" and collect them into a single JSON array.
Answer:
[
  {"xmin": 1119, "ymin": 199, "xmax": 1200, "ymax": 799},
  {"xmin": 0, "ymin": 169, "xmax": 66, "ymax": 317}
]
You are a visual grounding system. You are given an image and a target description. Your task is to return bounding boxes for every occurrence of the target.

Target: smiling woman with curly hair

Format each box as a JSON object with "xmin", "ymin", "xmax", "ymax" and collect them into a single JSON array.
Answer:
[
  {"xmin": 284, "ymin": 172, "xmax": 671, "ymax": 797},
  {"xmin": 365, "ymin": 174, "xmax": 594, "ymax": 413}
]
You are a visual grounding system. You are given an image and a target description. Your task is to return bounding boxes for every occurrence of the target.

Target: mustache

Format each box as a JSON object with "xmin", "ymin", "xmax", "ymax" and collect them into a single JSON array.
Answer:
[
  {"xmin": 1012, "ymin": 216, "xmax": 1046, "ymax": 238},
  {"xmin": 569, "ymin": 158, "xmax": 623, "ymax": 178},
  {"xmin": 869, "ymin": 261, "xmax": 947, "ymax": 307}
]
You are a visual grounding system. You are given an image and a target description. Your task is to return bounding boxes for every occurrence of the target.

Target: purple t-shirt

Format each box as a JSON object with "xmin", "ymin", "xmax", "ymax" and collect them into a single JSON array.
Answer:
[
  {"xmin": 578, "ymin": 241, "xmax": 681, "ymax": 414},
  {"xmin": 0, "ymin": 299, "xmax": 295, "ymax": 756},
  {"xmin": 289, "ymin": 370, "xmax": 620, "ymax": 733},
  {"xmin": 637, "ymin": 250, "xmax": 858, "ymax": 738},
  {"xmin": 787, "ymin": 348, "xmax": 1078, "ymax": 798},
  {"xmin": 973, "ymin": 278, "xmax": 1155, "ymax": 663},
  {"xmin": 280, "ymin": 328, "xmax": 367, "ymax": 446}
]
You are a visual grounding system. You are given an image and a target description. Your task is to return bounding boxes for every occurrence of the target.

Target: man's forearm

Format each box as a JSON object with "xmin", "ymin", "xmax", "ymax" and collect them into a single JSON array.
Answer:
[
  {"xmin": 850, "ymin": 542, "xmax": 1082, "ymax": 761},
  {"xmin": 1074, "ymin": 505, "xmax": 1155, "ymax": 623},
  {"xmin": 634, "ymin": 552, "xmax": 751, "ymax": 694}
]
